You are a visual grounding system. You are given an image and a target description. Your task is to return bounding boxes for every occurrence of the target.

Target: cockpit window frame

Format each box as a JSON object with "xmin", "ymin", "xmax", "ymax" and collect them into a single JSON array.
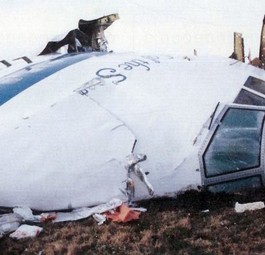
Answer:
[
  {"xmin": 234, "ymin": 88, "xmax": 265, "ymax": 106},
  {"xmin": 243, "ymin": 76, "xmax": 265, "ymax": 95},
  {"xmin": 234, "ymin": 76, "xmax": 265, "ymax": 107},
  {"xmin": 199, "ymin": 103, "xmax": 265, "ymax": 189}
]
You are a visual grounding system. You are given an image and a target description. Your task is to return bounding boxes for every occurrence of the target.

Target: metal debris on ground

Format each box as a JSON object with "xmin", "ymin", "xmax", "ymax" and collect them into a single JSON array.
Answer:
[
  {"xmin": 54, "ymin": 198, "xmax": 123, "ymax": 223},
  {"xmin": 0, "ymin": 213, "xmax": 23, "ymax": 235},
  {"xmin": 9, "ymin": 224, "xmax": 43, "ymax": 239},
  {"xmin": 93, "ymin": 213, "xmax": 106, "ymax": 225},
  {"xmin": 235, "ymin": 201, "xmax": 265, "ymax": 213}
]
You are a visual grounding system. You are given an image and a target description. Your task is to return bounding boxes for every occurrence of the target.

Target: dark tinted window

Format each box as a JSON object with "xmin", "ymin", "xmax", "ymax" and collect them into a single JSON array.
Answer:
[
  {"xmin": 234, "ymin": 89, "xmax": 265, "ymax": 106},
  {"xmin": 244, "ymin": 76, "xmax": 265, "ymax": 95}
]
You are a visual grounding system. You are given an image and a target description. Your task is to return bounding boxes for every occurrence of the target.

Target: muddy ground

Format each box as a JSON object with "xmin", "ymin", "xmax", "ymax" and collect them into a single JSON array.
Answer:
[{"xmin": 1, "ymin": 189, "xmax": 265, "ymax": 255}]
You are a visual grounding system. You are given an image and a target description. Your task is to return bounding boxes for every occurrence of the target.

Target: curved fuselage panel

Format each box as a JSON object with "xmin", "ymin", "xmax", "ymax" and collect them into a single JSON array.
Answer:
[{"xmin": 0, "ymin": 52, "xmax": 264, "ymax": 210}]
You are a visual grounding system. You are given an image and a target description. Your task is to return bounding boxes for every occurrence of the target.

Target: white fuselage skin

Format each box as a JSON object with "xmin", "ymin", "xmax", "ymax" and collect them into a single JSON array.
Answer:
[{"xmin": 0, "ymin": 52, "xmax": 264, "ymax": 210}]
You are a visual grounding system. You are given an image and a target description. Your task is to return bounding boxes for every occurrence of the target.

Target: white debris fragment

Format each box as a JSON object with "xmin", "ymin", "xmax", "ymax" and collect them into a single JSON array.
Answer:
[
  {"xmin": 129, "ymin": 207, "xmax": 147, "ymax": 212},
  {"xmin": 201, "ymin": 209, "xmax": 209, "ymax": 213},
  {"xmin": 93, "ymin": 213, "xmax": 106, "ymax": 225},
  {"xmin": 13, "ymin": 206, "xmax": 38, "ymax": 222},
  {"xmin": 54, "ymin": 198, "xmax": 123, "ymax": 222},
  {"xmin": 235, "ymin": 201, "xmax": 265, "ymax": 213},
  {"xmin": 0, "ymin": 213, "xmax": 22, "ymax": 234},
  {"xmin": 9, "ymin": 224, "xmax": 43, "ymax": 239}
]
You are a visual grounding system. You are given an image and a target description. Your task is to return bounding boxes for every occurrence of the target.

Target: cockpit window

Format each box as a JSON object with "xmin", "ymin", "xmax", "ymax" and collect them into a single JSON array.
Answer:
[
  {"xmin": 244, "ymin": 76, "xmax": 265, "ymax": 95},
  {"xmin": 203, "ymin": 108, "xmax": 265, "ymax": 177},
  {"xmin": 234, "ymin": 89, "xmax": 265, "ymax": 106},
  {"xmin": 207, "ymin": 176, "xmax": 262, "ymax": 193}
]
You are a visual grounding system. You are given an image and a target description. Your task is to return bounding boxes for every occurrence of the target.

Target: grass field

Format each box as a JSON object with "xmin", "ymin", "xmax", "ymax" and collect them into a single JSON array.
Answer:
[{"xmin": 1, "ymin": 189, "xmax": 265, "ymax": 255}]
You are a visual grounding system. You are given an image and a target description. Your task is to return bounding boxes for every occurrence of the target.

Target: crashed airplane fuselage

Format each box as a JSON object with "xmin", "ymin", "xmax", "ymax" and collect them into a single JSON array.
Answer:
[{"xmin": 1, "ymin": 23, "xmax": 265, "ymax": 211}]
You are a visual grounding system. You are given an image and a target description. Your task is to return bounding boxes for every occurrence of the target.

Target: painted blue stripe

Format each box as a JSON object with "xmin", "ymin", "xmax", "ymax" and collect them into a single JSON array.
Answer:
[{"xmin": 0, "ymin": 52, "xmax": 103, "ymax": 106}]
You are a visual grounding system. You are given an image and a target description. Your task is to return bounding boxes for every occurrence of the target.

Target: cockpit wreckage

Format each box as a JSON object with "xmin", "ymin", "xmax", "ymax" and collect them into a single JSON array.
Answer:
[
  {"xmin": 0, "ymin": 13, "xmax": 265, "ymax": 236},
  {"xmin": 39, "ymin": 13, "xmax": 119, "ymax": 55}
]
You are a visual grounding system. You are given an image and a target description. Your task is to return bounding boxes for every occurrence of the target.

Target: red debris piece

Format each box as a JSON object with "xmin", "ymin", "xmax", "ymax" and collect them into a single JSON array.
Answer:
[{"xmin": 105, "ymin": 204, "xmax": 141, "ymax": 223}]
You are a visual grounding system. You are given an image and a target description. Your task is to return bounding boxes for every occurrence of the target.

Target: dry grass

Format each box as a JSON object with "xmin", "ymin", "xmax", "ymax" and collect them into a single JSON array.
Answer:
[{"xmin": 2, "ymin": 189, "xmax": 265, "ymax": 254}]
